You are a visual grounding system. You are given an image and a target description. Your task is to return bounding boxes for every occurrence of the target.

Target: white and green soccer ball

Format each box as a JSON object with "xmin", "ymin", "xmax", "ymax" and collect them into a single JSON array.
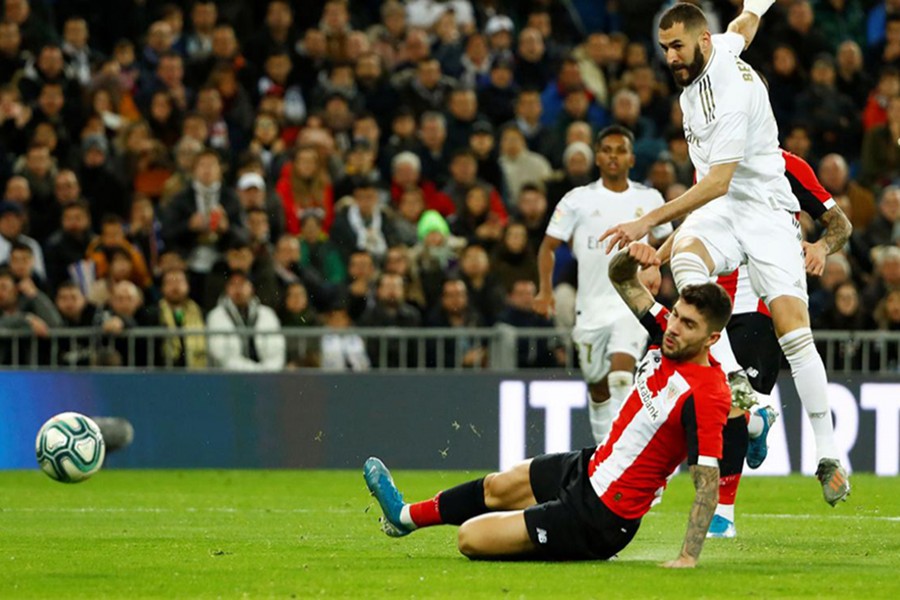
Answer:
[{"xmin": 35, "ymin": 412, "xmax": 106, "ymax": 483}]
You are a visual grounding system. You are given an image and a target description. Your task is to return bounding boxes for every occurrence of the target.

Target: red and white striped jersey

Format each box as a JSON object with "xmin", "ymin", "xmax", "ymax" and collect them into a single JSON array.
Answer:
[
  {"xmin": 587, "ymin": 303, "xmax": 731, "ymax": 520},
  {"xmin": 715, "ymin": 150, "xmax": 835, "ymax": 316}
]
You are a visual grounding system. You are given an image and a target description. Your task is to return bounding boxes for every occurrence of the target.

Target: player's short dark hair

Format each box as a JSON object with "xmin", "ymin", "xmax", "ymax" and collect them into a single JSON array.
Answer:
[
  {"xmin": 659, "ymin": 3, "xmax": 709, "ymax": 32},
  {"xmin": 679, "ymin": 283, "xmax": 733, "ymax": 333},
  {"xmin": 595, "ymin": 125, "xmax": 635, "ymax": 149}
]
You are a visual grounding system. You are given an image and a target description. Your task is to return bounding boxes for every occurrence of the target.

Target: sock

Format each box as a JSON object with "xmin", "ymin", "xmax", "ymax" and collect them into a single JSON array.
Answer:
[
  {"xmin": 437, "ymin": 478, "xmax": 488, "ymax": 526},
  {"xmin": 710, "ymin": 329, "xmax": 742, "ymax": 374},
  {"xmin": 716, "ymin": 415, "xmax": 747, "ymax": 521},
  {"xmin": 670, "ymin": 251, "xmax": 712, "ymax": 291},
  {"xmin": 402, "ymin": 496, "xmax": 439, "ymax": 529},
  {"xmin": 589, "ymin": 399, "xmax": 612, "ymax": 444},
  {"xmin": 778, "ymin": 328, "xmax": 837, "ymax": 462},
  {"xmin": 606, "ymin": 371, "xmax": 633, "ymax": 415},
  {"xmin": 747, "ymin": 412, "xmax": 764, "ymax": 438}
]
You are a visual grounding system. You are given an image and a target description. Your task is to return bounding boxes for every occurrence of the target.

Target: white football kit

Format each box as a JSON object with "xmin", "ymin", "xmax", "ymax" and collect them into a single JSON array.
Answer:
[
  {"xmin": 547, "ymin": 180, "xmax": 672, "ymax": 383},
  {"xmin": 675, "ymin": 32, "xmax": 808, "ymax": 305}
]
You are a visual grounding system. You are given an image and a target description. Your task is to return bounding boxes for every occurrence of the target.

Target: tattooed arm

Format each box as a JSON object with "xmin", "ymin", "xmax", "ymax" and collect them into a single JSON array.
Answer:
[
  {"xmin": 662, "ymin": 464, "xmax": 720, "ymax": 568},
  {"xmin": 802, "ymin": 206, "xmax": 852, "ymax": 277},
  {"xmin": 609, "ymin": 243, "xmax": 660, "ymax": 319}
]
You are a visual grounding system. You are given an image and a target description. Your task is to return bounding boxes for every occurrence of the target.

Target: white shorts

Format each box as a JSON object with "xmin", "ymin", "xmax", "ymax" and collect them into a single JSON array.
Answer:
[
  {"xmin": 573, "ymin": 318, "xmax": 648, "ymax": 384},
  {"xmin": 675, "ymin": 199, "xmax": 808, "ymax": 305}
]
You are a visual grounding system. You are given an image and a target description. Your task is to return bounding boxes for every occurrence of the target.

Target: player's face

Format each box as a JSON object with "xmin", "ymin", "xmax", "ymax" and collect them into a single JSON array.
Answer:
[
  {"xmin": 659, "ymin": 24, "xmax": 707, "ymax": 87},
  {"xmin": 595, "ymin": 134, "xmax": 635, "ymax": 178},
  {"xmin": 661, "ymin": 301, "xmax": 718, "ymax": 361}
]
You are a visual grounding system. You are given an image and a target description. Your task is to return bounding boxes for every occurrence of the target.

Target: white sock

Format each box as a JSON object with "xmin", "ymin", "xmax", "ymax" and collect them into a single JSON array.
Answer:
[
  {"xmin": 589, "ymin": 399, "xmax": 613, "ymax": 445},
  {"xmin": 399, "ymin": 505, "xmax": 417, "ymax": 529},
  {"xmin": 671, "ymin": 251, "xmax": 712, "ymax": 290},
  {"xmin": 778, "ymin": 328, "xmax": 837, "ymax": 462},
  {"xmin": 747, "ymin": 412, "xmax": 764, "ymax": 438},
  {"xmin": 607, "ymin": 371, "xmax": 633, "ymax": 415},
  {"xmin": 714, "ymin": 503, "xmax": 735, "ymax": 521},
  {"xmin": 710, "ymin": 328, "xmax": 742, "ymax": 374}
]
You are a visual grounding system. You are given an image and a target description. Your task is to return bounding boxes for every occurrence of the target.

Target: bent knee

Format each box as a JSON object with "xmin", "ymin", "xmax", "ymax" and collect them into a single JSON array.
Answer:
[{"xmin": 457, "ymin": 522, "xmax": 481, "ymax": 558}]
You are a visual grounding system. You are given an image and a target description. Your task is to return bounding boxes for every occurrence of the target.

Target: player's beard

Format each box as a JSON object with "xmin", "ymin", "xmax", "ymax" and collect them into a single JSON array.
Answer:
[
  {"xmin": 660, "ymin": 333, "xmax": 704, "ymax": 361},
  {"xmin": 670, "ymin": 45, "xmax": 705, "ymax": 87}
]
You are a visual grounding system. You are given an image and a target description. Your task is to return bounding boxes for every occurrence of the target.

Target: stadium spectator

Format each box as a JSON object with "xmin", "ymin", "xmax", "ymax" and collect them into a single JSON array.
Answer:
[
  {"xmin": 449, "ymin": 185, "xmax": 504, "ymax": 249},
  {"xmin": 272, "ymin": 233, "xmax": 332, "ymax": 313},
  {"xmin": 444, "ymin": 87, "xmax": 481, "ymax": 155},
  {"xmin": 515, "ymin": 27, "xmax": 552, "ymax": 91},
  {"xmin": 468, "ymin": 120, "xmax": 505, "ymax": 194},
  {"xmin": 358, "ymin": 272, "xmax": 421, "ymax": 368},
  {"xmin": 817, "ymin": 153, "xmax": 876, "ymax": 229},
  {"xmin": 204, "ymin": 237, "xmax": 279, "ymax": 313},
  {"xmin": 498, "ymin": 124, "xmax": 552, "ymax": 203},
  {"xmin": 333, "ymin": 139, "xmax": 384, "ymax": 201},
  {"xmin": 863, "ymin": 246, "xmax": 900, "ymax": 313},
  {"xmin": 86, "ymin": 215, "xmax": 152, "ymax": 290},
  {"xmin": 774, "ymin": 0, "xmax": 831, "ymax": 70},
  {"xmin": 862, "ymin": 68, "xmax": 899, "ymax": 131},
  {"xmin": 513, "ymin": 89, "xmax": 549, "ymax": 155},
  {"xmin": 343, "ymin": 250, "xmax": 377, "ymax": 321},
  {"xmin": 398, "ymin": 57, "xmax": 455, "ymax": 117},
  {"xmin": 162, "ymin": 149, "xmax": 243, "ymax": 289},
  {"xmin": 514, "ymin": 183, "xmax": 550, "ymax": 252},
  {"xmin": 277, "ymin": 145, "xmax": 335, "ymax": 235},
  {"xmin": 794, "ymin": 55, "xmax": 861, "ymax": 159},
  {"xmin": 319, "ymin": 299, "xmax": 370, "ymax": 371},
  {"xmin": 296, "ymin": 212, "xmax": 345, "ymax": 287},
  {"xmin": 0, "ymin": 266, "xmax": 50, "ymax": 364},
  {"xmin": 157, "ymin": 268, "xmax": 206, "ymax": 369},
  {"xmin": 492, "ymin": 222, "xmax": 540, "ymax": 293},
  {"xmin": 207, "ymin": 269, "xmax": 285, "ymax": 371},
  {"xmin": 0, "ymin": 21, "xmax": 26, "ymax": 84},
  {"xmin": 496, "ymin": 279, "xmax": 560, "ymax": 368},
  {"xmin": 43, "ymin": 200, "xmax": 94, "ymax": 292},
  {"xmin": 867, "ymin": 12, "xmax": 900, "ymax": 72},
  {"xmin": 415, "ymin": 111, "xmax": 451, "ymax": 187},
  {"xmin": 484, "ymin": 14, "xmax": 514, "ymax": 54},
  {"xmin": 860, "ymin": 186, "xmax": 900, "ymax": 251},
  {"xmin": 97, "ymin": 280, "xmax": 154, "ymax": 367},
  {"xmin": 546, "ymin": 142, "xmax": 595, "ymax": 209},
  {"xmin": 477, "ymin": 55, "xmax": 518, "ymax": 126},
  {"xmin": 861, "ymin": 95, "xmax": 900, "ymax": 189},
  {"xmin": 809, "ymin": 253, "xmax": 854, "ymax": 322},
  {"xmin": 457, "ymin": 243, "xmax": 504, "ymax": 326},
  {"xmin": 78, "ymin": 135, "xmax": 129, "ymax": 227},
  {"xmin": 330, "ymin": 181, "xmax": 400, "ymax": 265},
  {"xmin": 412, "ymin": 210, "xmax": 462, "ymax": 308},
  {"xmin": 442, "ymin": 149, "xmax": 508, "ymax": 222},
  {"xmin": 426, "ymin": 278, "xmax": 486, "ymax": 368},
  {"xmin": 766, "ymin": 44, "xmax": 805, "ymax": 133},
  {"xmin": 53, "ymin": 280, "xmax": 96, "ymax": 366},
  {"xmin": 0, "ymin": 200, "xmax": 45, "ymax": 278},
  {"xmin": 389, "ymin": 151, "xmax": 455, "ymax": 217},
  {"xmin": 835, "ymin": 41, "xmax": 872, "ymax": 110},
  {"xmin": 383, "ymin": 245, "xmax": 427, "ymax": 311},
  {"xmin": 279, "ymin": 281, "xmax": 321, "ymax": 368}
]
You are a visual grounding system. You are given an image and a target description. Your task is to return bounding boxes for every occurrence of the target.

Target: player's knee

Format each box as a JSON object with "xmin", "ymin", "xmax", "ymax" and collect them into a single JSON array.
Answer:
[
  {"xmin": 457, "ymin": 523, "xmax": 482, "ymax": 558},
  {"xmin": 482, "ymin": 472, "xmax": 501, "ymax": 505}
]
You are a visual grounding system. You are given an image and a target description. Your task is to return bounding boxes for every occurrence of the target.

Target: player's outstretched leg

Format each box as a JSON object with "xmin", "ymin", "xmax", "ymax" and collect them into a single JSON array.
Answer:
[{"xmin": 746, "ymin": 405, "xmax": 779, "ymax": 469}]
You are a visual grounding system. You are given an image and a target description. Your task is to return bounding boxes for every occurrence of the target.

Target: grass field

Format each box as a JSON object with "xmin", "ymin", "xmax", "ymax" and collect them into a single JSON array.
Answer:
[{"xmin": 1, "ymin": 470, "xmax": 899, "ymax": 599}]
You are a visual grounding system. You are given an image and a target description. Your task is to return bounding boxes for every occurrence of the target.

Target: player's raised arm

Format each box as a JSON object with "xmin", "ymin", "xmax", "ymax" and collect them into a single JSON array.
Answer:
[
  {"xmin": 726, "ymin": 0, "xmax": 778, "ymax": 50},
  {"xmin": 608, "ymin": 243, "xmax": 660, "ymax": 319},
  {"xmin": 601, "ymin": 161, "xmax": 738, "ymax": 252},
  {"xmin": 662, "ymin": 463, "xmax": 719, "ymax": 568}
]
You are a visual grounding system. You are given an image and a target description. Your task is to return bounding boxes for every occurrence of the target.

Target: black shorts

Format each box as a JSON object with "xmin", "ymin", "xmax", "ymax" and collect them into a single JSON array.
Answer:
[
  {"xmin": 727, "ymin": 312, "xmax": 782, "ymax": 395},
  {"xmin": 523, "ymin": 448, "xmax": 641, "ymax": 561}
]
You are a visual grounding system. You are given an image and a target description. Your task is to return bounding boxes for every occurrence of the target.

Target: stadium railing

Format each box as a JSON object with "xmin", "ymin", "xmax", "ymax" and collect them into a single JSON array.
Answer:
[{"xmin": 0, "ymin": 327, "xmax": 895, "ymax": 373}]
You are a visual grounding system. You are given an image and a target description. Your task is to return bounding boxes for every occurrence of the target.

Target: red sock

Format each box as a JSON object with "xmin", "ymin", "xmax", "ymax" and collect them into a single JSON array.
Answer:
[
  {"xmin": 408, "ymin": 493, "xmax": 443, "ymax": 528},
  {"xmin": 719, "ymin": 474, "xmax": 741, "ymax": 505}
]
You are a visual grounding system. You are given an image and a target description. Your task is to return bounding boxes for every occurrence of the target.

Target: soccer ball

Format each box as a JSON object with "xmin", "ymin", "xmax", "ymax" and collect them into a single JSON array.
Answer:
[{"xmin": 35, "ymin": 412, "xmax": 106, "ymax": 483}]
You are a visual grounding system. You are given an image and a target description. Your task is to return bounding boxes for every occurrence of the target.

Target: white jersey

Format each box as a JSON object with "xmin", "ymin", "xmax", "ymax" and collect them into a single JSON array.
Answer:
[
  {"xmin": 546, "ymin": 180, "xmax": 672, "ymax": 330},
  {"xmin": 680, "ymin": 33, "xmax": 798, "ymax": 212}
]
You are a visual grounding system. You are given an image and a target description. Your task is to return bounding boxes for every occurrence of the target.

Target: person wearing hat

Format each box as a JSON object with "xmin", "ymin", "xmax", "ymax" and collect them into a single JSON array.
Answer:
[
  {"xmin": 485, "ymin": 15, "xmax": 515, "ymax": 54},
  {"xmin": 236, "ymin": 169, "xmax": 286, "ymax": 240},
  {"xmin": 468, "ymin": 120, "xmax": 504, "ymax": 194},
  {"xmin": 0, "ymin": 201, "xmax": 45, "ymax": 279},
  {"xmin": 330, "ymin": 180, "xmax": 400, "ymax": 264},
  {"xmin": 206, "ymin": 267, "xmax": 286, "ymax": 372}
]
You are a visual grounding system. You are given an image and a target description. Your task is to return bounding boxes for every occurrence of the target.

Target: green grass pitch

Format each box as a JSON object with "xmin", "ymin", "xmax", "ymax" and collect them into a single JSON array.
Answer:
[{"xmin": 1, "ymin": 470, "xmax": 899, "ymax": 599}]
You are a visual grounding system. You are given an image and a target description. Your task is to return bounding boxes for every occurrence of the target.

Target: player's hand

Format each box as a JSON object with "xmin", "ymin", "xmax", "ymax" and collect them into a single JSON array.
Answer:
[
  {"xmin": 802, "ymin": 240, "xmax": 827, "ymax": 277},
  {"xmin": 600, "ymin": 218, "xmax": 651, "ymax": 254},
  {"xmin": 532, "ymin": 289, "xmax": 555, "ymax": 317},
  {"xmin": 661, "ymin": 555, "xmax": 697, "ymax": 569},
  {"xmin": 639, "ymin": 265, "xmax": 662, "ymax": 296},
  {"xmin": 627, "ymin": 242, "xmax": 662, "ymax": 269}
]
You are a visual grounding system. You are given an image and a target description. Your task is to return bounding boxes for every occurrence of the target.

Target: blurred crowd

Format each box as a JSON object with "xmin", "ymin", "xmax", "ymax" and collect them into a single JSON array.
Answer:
[{"xmin": 0, "ymin": 0, "xmax": 898, "ymax": 371}]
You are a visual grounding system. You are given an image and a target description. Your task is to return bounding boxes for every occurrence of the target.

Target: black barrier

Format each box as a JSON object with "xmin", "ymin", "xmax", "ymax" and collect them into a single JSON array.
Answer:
[{"xmin": 2, "ymin": 371, "xmax": 898, "ymax": 473}]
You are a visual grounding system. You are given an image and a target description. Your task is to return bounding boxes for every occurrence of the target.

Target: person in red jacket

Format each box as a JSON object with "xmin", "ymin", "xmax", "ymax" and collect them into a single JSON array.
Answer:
[{"xmin": 276, "ymin": 145, "xmax": 334, "ymax": 234}]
